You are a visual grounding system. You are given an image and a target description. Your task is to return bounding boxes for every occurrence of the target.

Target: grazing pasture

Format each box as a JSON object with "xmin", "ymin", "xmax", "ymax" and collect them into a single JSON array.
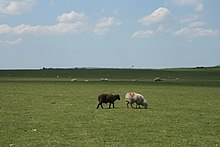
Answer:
[{"xmin": 0, "ymin": 68, "xmax": 220, "ymax": 146}]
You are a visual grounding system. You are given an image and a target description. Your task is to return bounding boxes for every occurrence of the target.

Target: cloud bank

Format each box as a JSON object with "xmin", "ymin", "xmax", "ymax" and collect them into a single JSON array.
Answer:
[
  {"xmin": 0, "ymin": 10, "xmax": 122, "ymax": 36},
  {"xmin": 132, "ymin": 3, "xmax": 219, "ymax": 40},
  {"xmin": 0, "ymin": 11, "xmax": 86, "ymax": 35},
  {"xmin": 173, "ymin": 28, "xmax": 219, "ymax": 38},
  {"xmin": 0, "ymin": 1, "xmax": 219, "ymax": 40}
]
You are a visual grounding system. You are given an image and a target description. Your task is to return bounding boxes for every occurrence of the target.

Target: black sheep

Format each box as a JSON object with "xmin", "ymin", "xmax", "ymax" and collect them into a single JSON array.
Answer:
[{"xmin": 96, "ymin": 94, "xmax": 120, "ymax": 109}]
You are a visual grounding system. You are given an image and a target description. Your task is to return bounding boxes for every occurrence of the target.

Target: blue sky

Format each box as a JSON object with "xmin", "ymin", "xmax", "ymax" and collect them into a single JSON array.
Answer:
[{"xmin": 0, "ymin": 0, "xmax": 220, "ymax": 69}]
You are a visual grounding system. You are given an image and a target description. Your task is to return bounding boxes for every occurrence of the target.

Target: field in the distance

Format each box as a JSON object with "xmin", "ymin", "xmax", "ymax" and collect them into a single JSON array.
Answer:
[{"xmin": 0, "ymin": 68, "xmax": 220, "ymax": 146}]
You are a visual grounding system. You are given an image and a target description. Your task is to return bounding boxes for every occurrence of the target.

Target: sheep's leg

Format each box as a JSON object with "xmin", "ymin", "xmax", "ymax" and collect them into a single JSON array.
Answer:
[
  {"xmin": 97, "ymin": 103, "xmax": 104, "ymax": 109},
  {"xmin": 126, "ymin": 102, "xmax": 129, "ymax": 108},
  {"xmin": 101, "ymin": 103, "xmax": 104, "ymax": 109},
  {"xmin": 131, "ymin": 103, "xmax": 135, "ymax": 109},
  {"xmin": 112, "ymin": 103, "xmax": 115, "ymax": 108},
  {"xmin": 109, "ymin": 103, "xmax": 112, "ymax": 109},
  {"xmin": 96, "ymin": 103, "xmax": 100, "ymax": 109}
]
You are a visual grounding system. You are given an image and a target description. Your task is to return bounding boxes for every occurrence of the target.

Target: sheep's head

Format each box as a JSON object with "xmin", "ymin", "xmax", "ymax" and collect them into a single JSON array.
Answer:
[
  {"xmin": 142, "ymin": 100, "xmax": 148, "ymax": 109},
  {"xmin": 114, "ymin": 95, "xmax": 120, "ymax": 100}
]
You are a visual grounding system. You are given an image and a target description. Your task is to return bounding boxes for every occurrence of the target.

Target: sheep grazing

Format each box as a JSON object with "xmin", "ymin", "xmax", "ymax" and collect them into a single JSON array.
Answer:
[
  {"xmin": 153, "ymin": 77, "xmax": 163, "ymax": 82},
  {"xmin": 125, "ymin": 92, "xmax": 148, "ymax": 109},
  {"xmin": 100, "ymin": 78, "xmax": 109, "ymax": 81},
  {"xmin": 97, "ymin": 94, "xmax": 120, "ymax": 109},
  {"xmin": 70, "ymin": 78, "xmax": 77, "ymax": 82}
]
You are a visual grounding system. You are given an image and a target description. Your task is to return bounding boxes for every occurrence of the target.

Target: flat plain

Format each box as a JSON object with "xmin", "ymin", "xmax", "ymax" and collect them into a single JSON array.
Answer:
[{"xmin": 0, "ymin": 68, "xmax": 220, "ymax": 146}]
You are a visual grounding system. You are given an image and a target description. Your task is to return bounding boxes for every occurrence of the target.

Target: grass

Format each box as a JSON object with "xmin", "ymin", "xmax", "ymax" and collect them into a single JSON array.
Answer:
[{"xmin": 0, "ymin": 68, "xmax": 220, "ymax": 146}]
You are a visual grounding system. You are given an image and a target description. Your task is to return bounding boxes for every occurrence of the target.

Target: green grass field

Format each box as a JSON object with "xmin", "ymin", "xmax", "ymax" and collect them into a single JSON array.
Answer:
[{"xmin": 0, "ymin": 68, "xmax": 220, "ymax": 146}]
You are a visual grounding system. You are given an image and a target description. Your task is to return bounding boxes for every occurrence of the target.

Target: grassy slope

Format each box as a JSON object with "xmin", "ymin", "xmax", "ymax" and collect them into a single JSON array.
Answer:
[{"xmin": 0, "ymin": 68, "xmax": 220, "ymax": 146}]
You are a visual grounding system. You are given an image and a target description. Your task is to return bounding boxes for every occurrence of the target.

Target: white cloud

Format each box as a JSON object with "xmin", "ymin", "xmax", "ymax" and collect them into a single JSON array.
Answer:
[
  {"xmin": 57, "ymin": 11, "xmax": 86, "ymax": 23},
  {"xmin": 132, "ymin": 25, "xmax": 171, "ymax": 39},
  {"xmin": 0, "ymin": 0, "xmax": 36, "ymax": 15},
  {"xmin": 131, "ymin": 30, "xmax": 154, "ymax": 38},
  {"xmin": 180, "ymin": 15, "xmax": 199, "ymax": 23},
  {"xmin": 173, "ymin": 27, "xmax": 219, "ymax": 38},
  {"xmin": 170, "ymin": 0, "xmax": 203, "ymax": 11},
  {"xmin": 188, "ymin": 21, "xmax": 205, "ymax": 27},
  {"xmin": 0, "ymin": 38, "xmax": 22, "ymax": 46},
  {"xmin": 180, "ymin": 15, "xmax": 206, "ymax": 29},
  {"xmin": 94, "ymin": 17, "xmax": 122, "ymax": 35},
  {"xmin": 138, "ymin": 7, "xmax": 170, "ymax": 25},
  {"xmin": 0, "ymin": 22, "xmax": 85, "ymax": 35}
]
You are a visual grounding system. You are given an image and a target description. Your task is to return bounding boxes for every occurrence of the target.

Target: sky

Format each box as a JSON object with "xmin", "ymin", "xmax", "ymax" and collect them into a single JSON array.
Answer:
[{"xmin": 0, "ymin": 0, "xmax": 220, "ymax": 69}]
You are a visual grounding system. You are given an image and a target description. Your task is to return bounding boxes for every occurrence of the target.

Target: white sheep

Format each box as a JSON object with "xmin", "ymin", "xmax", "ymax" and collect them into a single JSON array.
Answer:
[{"xmin": 125, "ymin": 92, "xmax": 148, "ymax": 109}]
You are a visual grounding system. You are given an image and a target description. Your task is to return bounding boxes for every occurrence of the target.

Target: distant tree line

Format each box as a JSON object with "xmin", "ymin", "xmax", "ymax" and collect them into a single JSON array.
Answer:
[{"xmin": 41, "ymin": 67, "xmax": 87, "ymax": 70}]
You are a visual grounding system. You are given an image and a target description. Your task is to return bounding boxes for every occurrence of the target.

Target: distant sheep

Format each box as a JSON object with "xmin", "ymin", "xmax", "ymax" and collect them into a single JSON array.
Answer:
[
  {"xmin": 154, "ymin": 77, "xmax": 163, "ymax": 82},
  {"xmin": 97, "ymin": 94, "xmax": 120, "ymax": 109},
  {"xmin": 125, "ymin": 92, "xmax": 148, "ymax": 109},
  {"xmin": 100, "ymin": 78, "xmax": 109, "ymax": 81},
  {"xmin": 70, "ymin": 78, "xmax": 77, "ymax": 82}
]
